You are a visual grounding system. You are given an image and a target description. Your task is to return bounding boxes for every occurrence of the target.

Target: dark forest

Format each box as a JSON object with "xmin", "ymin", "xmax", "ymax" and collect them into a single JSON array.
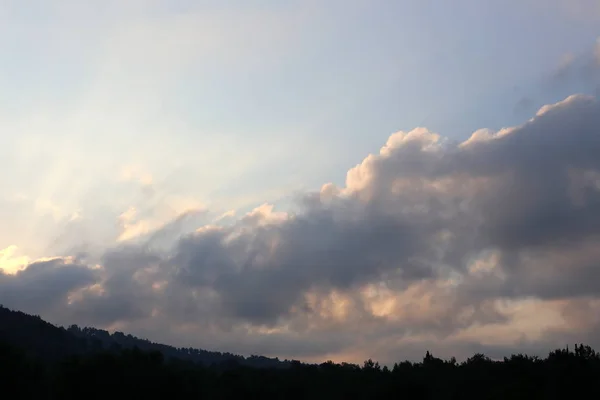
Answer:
[{"xmin": 2, "ymin": 305, "xmax": 599, "ymax": 399}]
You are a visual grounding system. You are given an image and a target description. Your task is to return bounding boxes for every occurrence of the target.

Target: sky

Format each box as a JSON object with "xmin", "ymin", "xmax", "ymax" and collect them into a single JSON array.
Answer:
[{"xmin": 1, "ymin": 0, "xmax": 600, "ymax": 365}]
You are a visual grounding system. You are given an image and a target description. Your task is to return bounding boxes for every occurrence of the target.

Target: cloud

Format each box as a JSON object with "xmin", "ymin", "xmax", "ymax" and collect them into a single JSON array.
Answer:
[
  {"xmin": 524, "ymin": 0, "xmax": 600, "ymax": 22},
  {"xmin": 119, "ymin": 164, "xmax": 154, "ymax": 187},
  {"xmin": 62, "ymin": 247, "xmax": 163, "ymax": 327},
  {"xmin": 0, "ymin": 257, "xmax": 97, "ymax": 316},
  {"xmin": 510, "ymin": 37, "xmax": 600, "ymax": 123},
  {"xmin": 4, "ymin": 93, "xmax": 600, "ymax": 364},
  {"xmin": 560, "ymin": 0, "xmax": 600, "ymax": 20},
  {"xmin": 0, "ymin": 1, "xmax": 324, "ymax": 265},
  {"xmin": 550, "ymin": 38, "xmax": 600, "ymax": 89},
  {"xmin": 513, "ymin": 96, "xmax": 535, "ymax": 116},
  {"xmin": 2, "ymin": 2, "xmax": 600, "ymax": 365},
  {"xmin": 0, "ymin": 245, "xmax": 29, "ymax": 274}
]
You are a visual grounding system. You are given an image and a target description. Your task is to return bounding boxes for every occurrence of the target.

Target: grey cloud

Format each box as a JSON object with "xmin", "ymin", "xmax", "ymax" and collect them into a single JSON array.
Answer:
[
  {"xmin": 513, "ymin": 96, "xmax": 534, "ymax": 116},
  {"xmin": 65, "ymin": 246, "xmax": 164, "ymax": 327},
  {"xmin": 172, "ymin": 203, "xmax": 432, "ymax": 325},
  {"xmin": 0, "ymin": 258, "xmax": 97, "ymax": 316},
  {"xmin": 518, "ymin": 38, "xmax": 600, "ymax": 115},
  {"xmin": 169, "ymin": 94, "xmax": 600, "ymax": 327},
  {"xmin": 549, "ymin": 39, "xmax": 600, "ymax": 91},
  {"xmin": 7, "ymin": 92, "xmax": 600, "ymax": 364},
  {"xmin": 81, "ymin": 93, "xmax": 600, "ymax": 331},
  {"xmin": 468, "ymin": 97, "xmax": 600, "ymax": 250}
]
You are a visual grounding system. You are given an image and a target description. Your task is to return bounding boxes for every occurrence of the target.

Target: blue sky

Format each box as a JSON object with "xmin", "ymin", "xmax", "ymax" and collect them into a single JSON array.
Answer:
[{"xmin": 1, "ymin": 0, "xmax": 600, "ymax": 364}]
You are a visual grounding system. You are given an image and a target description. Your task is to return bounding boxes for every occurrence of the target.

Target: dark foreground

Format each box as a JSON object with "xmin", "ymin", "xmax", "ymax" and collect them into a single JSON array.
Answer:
[{"xmin": 2, "ymin": 306, "xmax": 600, "ymax": 399}]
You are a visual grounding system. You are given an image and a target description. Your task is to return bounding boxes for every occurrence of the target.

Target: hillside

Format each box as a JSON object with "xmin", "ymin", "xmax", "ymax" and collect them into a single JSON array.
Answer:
[
  {"xmin": 0, "ymin": 305, "xmax": 287, "ymax": 369},
  {"xmin": 4, "ymin": 304, "xmax": 600, "ymax": 399}
]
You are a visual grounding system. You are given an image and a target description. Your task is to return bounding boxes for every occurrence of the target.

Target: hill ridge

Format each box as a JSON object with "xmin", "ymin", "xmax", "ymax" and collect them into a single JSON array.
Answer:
[{"xmin": 0, "ymin": 304, "xmax": 289, "ymax": 369}]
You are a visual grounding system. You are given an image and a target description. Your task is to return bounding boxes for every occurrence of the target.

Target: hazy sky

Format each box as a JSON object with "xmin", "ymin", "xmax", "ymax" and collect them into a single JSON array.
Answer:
[{"xmin": 1, "ymin": 0, "xmax": 600, "ymax": 365}]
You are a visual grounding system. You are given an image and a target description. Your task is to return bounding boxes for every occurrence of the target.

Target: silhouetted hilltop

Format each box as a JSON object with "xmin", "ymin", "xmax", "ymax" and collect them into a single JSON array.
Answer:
[
  {"xmin": 65, "ymin": 324, "xmax": 287, "ymax": 369},
  {"xmin": 3, "ymin": 304, "xmax": 600, "ymax": 399},
  {"xmin": 0, "ymin": 305, "xmax": 88, "ymax": 361},
  {"xmin": 0, "ymin": 305, "xmax": 287, "ymax": 369}
]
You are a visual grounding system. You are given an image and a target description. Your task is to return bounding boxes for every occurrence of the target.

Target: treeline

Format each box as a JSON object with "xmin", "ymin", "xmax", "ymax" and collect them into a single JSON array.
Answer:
[
  {"xmin": 65, "ymin": 324, "xmax": 286, "ymax": 369},
  {"xmin": 3, "ymin": 305, "xmax": 600, "ymax": 399},
  {"xmin": 4, "ymin": 341, "xmax": 600, "ymax": 399},
  {"xmin": 0, "ymin": 305, "xmax": 285, "ymax": 368}
]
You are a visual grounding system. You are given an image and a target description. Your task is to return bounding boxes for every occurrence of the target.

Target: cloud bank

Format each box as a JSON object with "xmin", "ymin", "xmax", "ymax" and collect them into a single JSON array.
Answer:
[{"xmin": 2, "ymin": 93, "xmax": 600, "ymax": 364}]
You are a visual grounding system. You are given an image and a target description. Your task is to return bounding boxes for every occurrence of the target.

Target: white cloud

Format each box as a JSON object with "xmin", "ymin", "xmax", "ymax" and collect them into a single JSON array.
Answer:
[{"xmin": 0, "ymin": 245, "xmax": 29, "ymax": 275}]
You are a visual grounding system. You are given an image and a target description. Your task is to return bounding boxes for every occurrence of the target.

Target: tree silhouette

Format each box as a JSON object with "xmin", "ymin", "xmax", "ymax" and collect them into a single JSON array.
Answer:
[{"xmin": 3, "ymin": 304, "xmax": 600, "ymax": 399}]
